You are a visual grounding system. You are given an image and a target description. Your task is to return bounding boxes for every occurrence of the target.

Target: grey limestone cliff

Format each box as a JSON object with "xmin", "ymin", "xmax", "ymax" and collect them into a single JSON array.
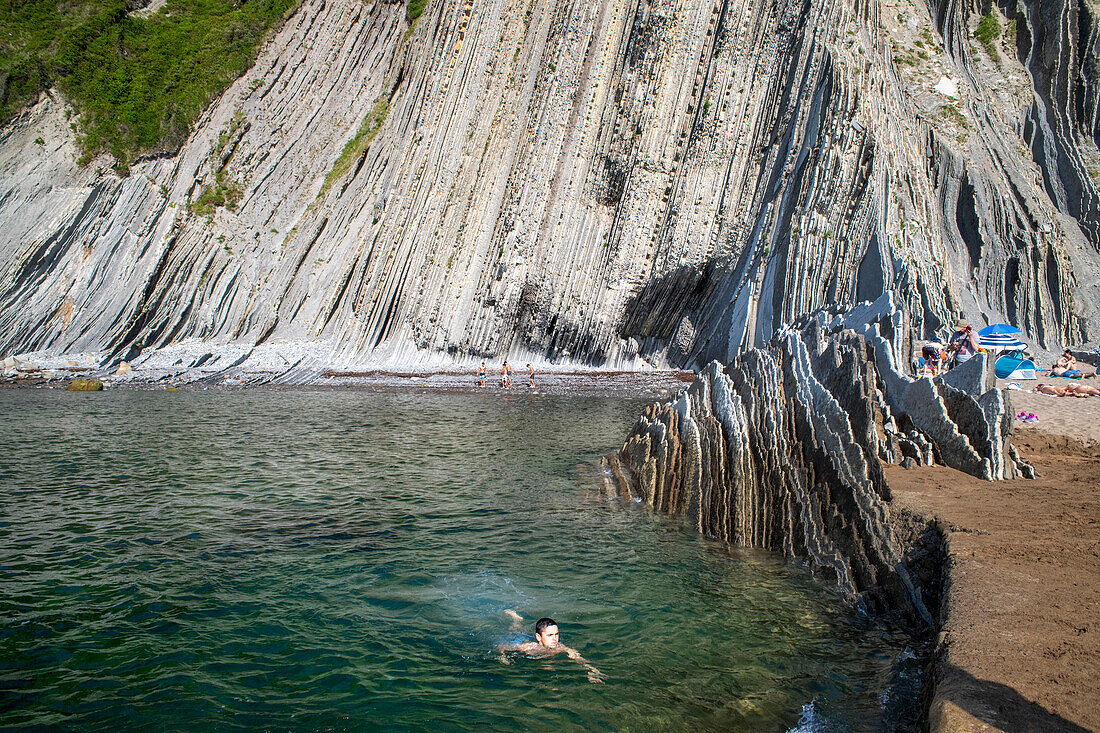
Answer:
[{"xmin": 0, "ymin": 0, "xmax": 1097, "ymax": 372}]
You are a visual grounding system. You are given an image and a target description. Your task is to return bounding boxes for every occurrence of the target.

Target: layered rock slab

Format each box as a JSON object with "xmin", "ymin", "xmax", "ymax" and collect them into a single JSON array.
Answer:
[
  {"xmin": 602, "ymin": 299, "xmax": 1028, "ymax": 628},
  {"xmin": 0, "ymin": 0, "xmax": 1097, "ymax": 370}
]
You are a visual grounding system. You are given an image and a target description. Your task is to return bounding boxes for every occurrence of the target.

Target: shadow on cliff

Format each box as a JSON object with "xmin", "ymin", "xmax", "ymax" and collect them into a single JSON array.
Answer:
[
  {"xmin": 934, "ymin": 663, "xmax": 1090, "ymax": 732},
  {"xmin": 617, "ymin": 261, "xmax": 721, "ymax": 366}
]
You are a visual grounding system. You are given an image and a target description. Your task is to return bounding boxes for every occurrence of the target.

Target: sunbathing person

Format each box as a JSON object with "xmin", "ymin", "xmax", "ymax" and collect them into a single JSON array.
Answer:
[
  {"xmin": 1052, "ymin": 350, "xmax": 1082, "ymax": 378},
  {"xmin": 1066, "ymin": 383, "xmax": 1100, "ymax": 397},
  {"xmin": 1036, "ymin": 383, "xmax": 1099, "ymax": 397}
]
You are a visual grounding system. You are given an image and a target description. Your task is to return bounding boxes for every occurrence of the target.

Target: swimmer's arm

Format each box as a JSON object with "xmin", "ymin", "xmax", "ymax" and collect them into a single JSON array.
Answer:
[
  {"xmin": 503, "ymin": 609, "xmax": 524, "ymax": 632},
  {"xmin": 496, "ymin": 640, "xmax": 524, "ymax": 664},
  {"xmin": 563, "ymin": 646, "xmax": 606, "ymax": 684}
]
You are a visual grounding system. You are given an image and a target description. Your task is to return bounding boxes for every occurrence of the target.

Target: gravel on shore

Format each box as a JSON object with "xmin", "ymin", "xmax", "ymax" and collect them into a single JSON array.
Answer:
[{"xmin": 2, "ymin": 368, "xmax": 697, "ymax": 399}]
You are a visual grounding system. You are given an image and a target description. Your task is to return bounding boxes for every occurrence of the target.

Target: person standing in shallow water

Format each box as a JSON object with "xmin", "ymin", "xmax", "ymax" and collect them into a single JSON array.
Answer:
[
  {"xmin": 497, "ymin": 610, "xmax": 605, "ymax": 683},
  {"xmin": 526, "ymin": 363, "xmax": 535, "ymax": 388},
  {"xmin": 477, "ymin": 362, "xmax": 487, "ymax": 388}
]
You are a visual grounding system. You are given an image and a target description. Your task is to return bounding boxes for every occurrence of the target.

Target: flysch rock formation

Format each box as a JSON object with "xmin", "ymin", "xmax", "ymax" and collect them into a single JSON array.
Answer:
[
  {"xmin": 0, "ymin": 0, "xmax": 1098, "ymax": 379},
  {"xmin": 601, "ymin": 293, "xmax": 1030, "ymax": 629}
]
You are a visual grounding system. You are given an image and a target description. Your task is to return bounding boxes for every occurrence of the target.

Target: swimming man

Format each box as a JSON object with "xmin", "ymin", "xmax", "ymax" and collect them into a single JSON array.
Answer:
[{"xmin": 497, "ymin": 610, "xmax": 605, "ymax": 683}]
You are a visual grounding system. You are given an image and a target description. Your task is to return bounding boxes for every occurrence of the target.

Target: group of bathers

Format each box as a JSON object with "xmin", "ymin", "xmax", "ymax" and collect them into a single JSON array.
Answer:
[{"xmin": 476, "ymin": 361, "xmax": 533, "ymax": 388}]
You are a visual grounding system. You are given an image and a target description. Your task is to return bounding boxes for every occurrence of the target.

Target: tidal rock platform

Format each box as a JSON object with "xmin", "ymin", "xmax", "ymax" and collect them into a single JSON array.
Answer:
[{"xmin": 602, "ymin": 296, "xmax": 1030, "ymax": 626}]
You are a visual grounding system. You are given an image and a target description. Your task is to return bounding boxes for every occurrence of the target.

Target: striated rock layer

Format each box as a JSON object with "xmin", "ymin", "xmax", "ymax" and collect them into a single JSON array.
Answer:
[
  {"xmin": 0, "ymin": 0, "xmax": 1097, "ymax": 370},
  {"xmin": 602, "ymin": 295, "xmax": 1028, "ymax": 628}
]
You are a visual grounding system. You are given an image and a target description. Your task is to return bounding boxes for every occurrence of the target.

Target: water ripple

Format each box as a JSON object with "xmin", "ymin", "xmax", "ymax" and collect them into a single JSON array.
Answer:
[{"xmin": 0, "ymin": 389, "xmax": 921, "ymax": 730}]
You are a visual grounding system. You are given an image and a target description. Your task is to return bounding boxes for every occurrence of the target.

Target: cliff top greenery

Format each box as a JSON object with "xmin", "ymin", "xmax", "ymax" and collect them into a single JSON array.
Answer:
[
  {"xmin": 406, "ymin": 0, "xmax": 426, "ymax": 21},
  {"xmin": 1, "ymin": 0, "xmax": 298, "ymax": 171}
]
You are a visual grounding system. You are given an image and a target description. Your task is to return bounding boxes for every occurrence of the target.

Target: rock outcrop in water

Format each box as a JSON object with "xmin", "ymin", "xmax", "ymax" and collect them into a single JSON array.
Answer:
[
  {"xmin": 0, "ymin": 0, "xmax": 1097, "ymax": 373},
  {"xmin": 602, "ymin": 294, "xmax": 1029, "ymax": 627}
]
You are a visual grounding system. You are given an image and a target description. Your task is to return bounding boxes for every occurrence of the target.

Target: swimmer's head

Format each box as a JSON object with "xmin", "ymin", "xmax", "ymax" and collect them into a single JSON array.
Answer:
[{"xmin": 534, "ymin": 617, "xmax": 559, "ymax": 648}]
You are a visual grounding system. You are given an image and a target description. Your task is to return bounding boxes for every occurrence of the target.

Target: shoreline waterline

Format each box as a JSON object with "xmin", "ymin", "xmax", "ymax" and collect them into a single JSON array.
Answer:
[{"xmin": 2, "ymin": 367, "xmax": 699, "ymax": 398}]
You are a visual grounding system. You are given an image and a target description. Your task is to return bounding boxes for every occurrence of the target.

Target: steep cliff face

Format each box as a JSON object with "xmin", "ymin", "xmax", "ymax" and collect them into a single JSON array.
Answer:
[
  {"xmin": 0, "ymin": 0, "xmax": 1096, "ymax": 369},
  {"xmin": 1012, "ymin": 0, "xmax": 1100, "ymax": 255}
]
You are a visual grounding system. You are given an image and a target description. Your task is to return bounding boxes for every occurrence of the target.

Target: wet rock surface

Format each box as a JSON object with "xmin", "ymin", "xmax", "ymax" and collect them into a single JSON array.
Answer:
[{"xmin": 64, "ymin": 378, "xmax": 103, "ymax": 391}]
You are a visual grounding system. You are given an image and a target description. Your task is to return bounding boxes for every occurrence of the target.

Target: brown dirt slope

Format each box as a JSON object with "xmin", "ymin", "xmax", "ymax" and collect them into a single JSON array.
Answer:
[{"xmin": 886, "ymin": 427, "xmax": 1100, "ymax": 731}]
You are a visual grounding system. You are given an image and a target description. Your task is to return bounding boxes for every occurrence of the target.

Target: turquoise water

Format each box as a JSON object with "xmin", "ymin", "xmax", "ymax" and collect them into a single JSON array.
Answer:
[{"xmin": 0, "ymin": 389, "xmax": 920, "ymax": 730}]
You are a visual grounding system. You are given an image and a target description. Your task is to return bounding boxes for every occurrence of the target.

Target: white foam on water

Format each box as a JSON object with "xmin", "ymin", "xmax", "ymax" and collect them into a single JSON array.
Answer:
[{"xmin": 786, "ymin": 698, "xmax": 825, "ymax": 733}]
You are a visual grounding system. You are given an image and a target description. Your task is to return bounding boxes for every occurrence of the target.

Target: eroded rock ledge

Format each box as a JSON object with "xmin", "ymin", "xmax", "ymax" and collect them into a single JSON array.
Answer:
[{"xmin": 601, "ymin": 294, "xmax": 1028, "ymax": 629}]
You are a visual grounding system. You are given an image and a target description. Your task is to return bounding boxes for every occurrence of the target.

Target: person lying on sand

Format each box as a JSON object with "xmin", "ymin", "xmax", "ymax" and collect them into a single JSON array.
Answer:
[
  {"xmin": 497, "ymin": 610, "xmax": 606, "ymax": 683},
  {"xmin": 1052, "ymin": 350, "xmax": 1083, "ymax": 378},
  {"xmin": 1036, "ymin": 383, "xmax": 1100, "ymax": 397}
]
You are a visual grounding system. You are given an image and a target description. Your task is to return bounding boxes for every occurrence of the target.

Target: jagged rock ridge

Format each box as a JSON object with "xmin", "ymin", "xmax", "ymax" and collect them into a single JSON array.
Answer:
[
  {"xmin": 0, "ymin": 0, "xmax": 1097, "ymax": 370},
  {"xmin": 601, "ymin": 295, "xmax": 1027, "ymax": 628}
]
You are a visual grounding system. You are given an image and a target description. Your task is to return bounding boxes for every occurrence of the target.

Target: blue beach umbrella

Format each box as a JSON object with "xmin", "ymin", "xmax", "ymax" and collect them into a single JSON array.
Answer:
[
  {"xmin": 978, "ymin": 323, "xmax": 1023, "ymax": 337},
  {"xmin": 979, "ymin": 332, "xmax": 1026, "ymax": 353}
]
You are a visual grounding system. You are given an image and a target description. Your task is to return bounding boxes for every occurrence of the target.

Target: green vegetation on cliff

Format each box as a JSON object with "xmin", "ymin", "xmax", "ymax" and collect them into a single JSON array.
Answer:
[
  {"xmin": 406, "ymin": 0, "xmax": 427, "ymax": 22},
  {"xmin": 322, "ymin": 96, "xmax": 390, "ymax": 195},
  {"xmin": 975, "ymin": 12, "xmax": 1002, "ymax": 64},
  {"xmin": 0, "ymin": 0, "xmax": 298, "ymax": 169}
]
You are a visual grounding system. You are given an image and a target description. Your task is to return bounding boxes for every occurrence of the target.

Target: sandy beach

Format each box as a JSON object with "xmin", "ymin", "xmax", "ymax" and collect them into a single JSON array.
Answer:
[
  {"xmin": 999, "ymin": 379, "xmax": 1100, "ymax": 445},
  {"xmin": 887, "ymin": 418, "xmax": 1100, "ymax": 731}
]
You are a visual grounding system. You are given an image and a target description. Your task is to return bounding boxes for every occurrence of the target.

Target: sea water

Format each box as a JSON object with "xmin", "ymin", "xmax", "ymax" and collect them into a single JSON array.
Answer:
[{"xmin": 0, "ymin": 389, "xmax": 921, "ymax": 730}]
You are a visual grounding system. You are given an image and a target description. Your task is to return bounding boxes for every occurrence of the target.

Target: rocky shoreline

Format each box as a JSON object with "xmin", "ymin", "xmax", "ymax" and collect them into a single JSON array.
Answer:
[
  {"xmin": 0, "ymin": 363, "xmax": 696, "ymax": 399},
  {"xmin": 597, "ymin": 298, "xmax": 1096, "ymax": 729},
  {"xmin": 599, "ymin": 367, "xmax": 1098, "ymax": 730}
]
